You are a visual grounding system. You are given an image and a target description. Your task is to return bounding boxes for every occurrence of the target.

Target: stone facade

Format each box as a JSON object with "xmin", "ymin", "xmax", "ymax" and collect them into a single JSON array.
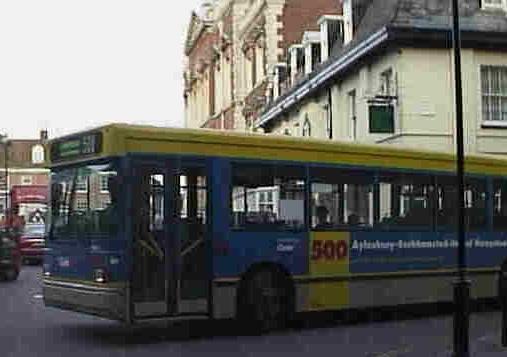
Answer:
[{"xmin": 183, "ymin": 0, "xmax": 341, "ymax": 131}]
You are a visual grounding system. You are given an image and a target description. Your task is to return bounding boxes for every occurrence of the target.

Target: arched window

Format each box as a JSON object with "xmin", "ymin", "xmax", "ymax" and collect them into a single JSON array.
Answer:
[
  {"xmin": 31, "ymin": 145, "xmax": 45, "ymax": 164},
  {"xmin": 302, "ymin": 115, "xmax": 311, "ymax": 137}
]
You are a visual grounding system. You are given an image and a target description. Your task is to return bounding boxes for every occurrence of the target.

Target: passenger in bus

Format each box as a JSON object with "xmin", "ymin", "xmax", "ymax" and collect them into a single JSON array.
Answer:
[
  {"xmin": 315, "ymin": 206, "xmax": 333, "ymax": 229},
  {"xmin": 347, "ymin": 213, "xmax": 361, "ymax": 226}
]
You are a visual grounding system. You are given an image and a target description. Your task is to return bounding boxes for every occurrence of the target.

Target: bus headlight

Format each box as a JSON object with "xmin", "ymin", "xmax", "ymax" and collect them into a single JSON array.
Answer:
[{"xmin": 93, "ymin": 268, "xmax": 107, "ymax": 283}]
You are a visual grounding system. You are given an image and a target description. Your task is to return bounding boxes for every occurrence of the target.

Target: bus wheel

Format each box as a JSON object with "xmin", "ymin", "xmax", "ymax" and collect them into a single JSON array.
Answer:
[{"xmin": 238, "ymin": 268, "xmax": 293, "ymax": 334}]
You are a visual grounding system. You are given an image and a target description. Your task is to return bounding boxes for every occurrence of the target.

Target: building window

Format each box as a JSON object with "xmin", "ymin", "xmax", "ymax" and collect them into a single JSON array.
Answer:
[
  {"xmin": 251, "ymin": 47, "xmax": 257, "ymax": 89},
  {"xmin": 311, "ymin": 43, "xmax": 321, "ymax": 71},
  {"xmin": 76, "ymin": 198, "xmax": 87, "ymax": 211},
  {"xmin": 76, "ymin": 175, "xmax": 88, "ymax": 192},
  {"xmin": 284, "ymin": 128, "xmax": 291, "ymax": 136},
  {"xmin": 302, "ymin": 116, "xmax": 312, "ymax": 137},
  {"xmin": 31, "ymin": 145, "xmax": 45, "ymax": 164},
  {"xmin": 21, "ymin": 175, "xmax": 33, "ymax": 185},
  {"xmin": 244, "ymin": 48, "xmax": 254, "ymax": 92},
  {"xmin": 379, "ymin": 68, "xmax": 394, "ymax": 97},
  {"xmin": 255, "ymin": 40, "xmax": 265, "ymax": 85},
  {"xmin": 369, "ymin": 105, "xmax": 395, "ymax": 133},
  {"xmin": 295, "ymin": 47, "xmax": 305, "ymax": 80},
  {"xmin": 100, "ymin": 174, "xmax": 109, "ymax": 192},
  {"xmin": 481, "ymin": 65, "xmax": 507, "ymax": 124}
]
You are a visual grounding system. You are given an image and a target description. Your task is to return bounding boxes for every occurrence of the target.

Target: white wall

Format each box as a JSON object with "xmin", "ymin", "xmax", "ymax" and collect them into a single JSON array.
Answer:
[{"xmin": 265, "ymin": 46, "xmax": 507, "ymax": 157}]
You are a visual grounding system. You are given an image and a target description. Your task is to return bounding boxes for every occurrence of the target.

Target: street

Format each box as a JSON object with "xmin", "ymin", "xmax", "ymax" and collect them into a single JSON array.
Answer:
[{"xmin": 0, "ymin": 267, "xmax": 506, "ymax": 357}]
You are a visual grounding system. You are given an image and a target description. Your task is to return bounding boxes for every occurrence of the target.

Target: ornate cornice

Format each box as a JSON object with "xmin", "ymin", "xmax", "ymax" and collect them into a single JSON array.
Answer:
[{"xmin": 184, "ymin": 12, "xmax": 215, "ymax": 56}]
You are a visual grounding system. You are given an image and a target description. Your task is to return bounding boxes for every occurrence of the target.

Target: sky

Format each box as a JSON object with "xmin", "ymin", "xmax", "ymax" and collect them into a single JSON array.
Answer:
[{"xmin": 0, "ymin": 0, "xmax": 203, "ymax": 140}]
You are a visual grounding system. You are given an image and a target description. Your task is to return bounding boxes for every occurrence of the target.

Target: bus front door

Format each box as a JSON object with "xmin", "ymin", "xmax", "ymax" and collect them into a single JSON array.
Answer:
[
  {"xmin": 174, "ymin": 165, "xmax": 209, "ymax": 315},
  {"xmin": 131, "ymin": 162, "xmax": 209, "ymax": 319},
  {"xmin": 131, "ymin": 166, "xmax": 172, "ymax": 318}
]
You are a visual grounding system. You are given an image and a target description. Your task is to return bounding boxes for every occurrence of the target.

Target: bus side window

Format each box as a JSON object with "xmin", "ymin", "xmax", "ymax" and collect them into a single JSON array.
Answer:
[
  {"xmin": 494, "ymin": 180, "xmax": 507, "ymax": 232},
  {"xmin": 435, "ymin": 176, "xmax": 487, "ymax": 231},
  {"xmin": 378, "ymin": 173, "xmax": 434, "ymax": 229},
  {"xmin": 310, "ymin": 167, "xmax": 374, "ymax": 230},
  {"xmin": 149, "ymin": 174, "xmax": 165, "ymax": 232},
  {"xmin": 178, "ymin": 170, "xmax": 207, "ymax": 248},
  {"xmin": 464, "ymin": 180, "xmax": 487, "ymax": 231},
  {"xmin": 231, "ymin": 164, "xmax": 306, "ymax": 230}
]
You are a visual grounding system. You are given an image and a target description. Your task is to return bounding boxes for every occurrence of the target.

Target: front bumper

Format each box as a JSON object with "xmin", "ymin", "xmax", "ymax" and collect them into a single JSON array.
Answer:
[{"xmin": 43, "ymin": 278, "xmax": 127, "ymax": 321}]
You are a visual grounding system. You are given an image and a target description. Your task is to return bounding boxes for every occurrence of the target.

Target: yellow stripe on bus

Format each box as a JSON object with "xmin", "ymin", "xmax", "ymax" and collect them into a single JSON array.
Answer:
[{"xmin": 48, "ymin": 124, "xmax": 507, "ymax": 177}]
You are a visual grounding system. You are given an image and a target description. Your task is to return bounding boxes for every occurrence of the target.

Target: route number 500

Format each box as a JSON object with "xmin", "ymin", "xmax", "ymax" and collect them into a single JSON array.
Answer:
[{"xmin": 311, "ymin": 240, "xmax": 348, "ymax": 261}]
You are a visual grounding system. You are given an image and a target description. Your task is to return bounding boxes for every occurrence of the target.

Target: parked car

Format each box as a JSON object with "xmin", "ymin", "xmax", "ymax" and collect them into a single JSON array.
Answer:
[
  {"xmin": 0, "ymin": 228, "xmax": 21, "ymax": 281},
  {"xmin": 19, "ymin": 224, "xmax": 46, "ymax": 265}
]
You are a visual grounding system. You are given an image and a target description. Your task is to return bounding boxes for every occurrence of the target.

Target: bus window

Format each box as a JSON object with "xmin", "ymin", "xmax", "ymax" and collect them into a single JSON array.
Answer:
[
  {"xmin": 494, "ymin": 180, "xmax": 507, "ymax": 231},
  {"xmin": 435, "ymin": 177, "xmax": 487, "ymax": 231},
  {"xmin": 179, "ymin": 173, "xmax": 207, "ymax": 224},
  {"xmin": 231, "ymin": 164, "xmax": 305, "ymax": 230},
  {"xmin": 378, "ymin": 173, "xmax": 434, "ymax": 229},
  {"xmin": 178, "ymin": 168, "xmax": 207, "ymax": 249},
  {"xmin": 310, "ymin": 167, "xmax": 374, "ymax": 229},
  {"xmin": 149, "ymin": 175, "xmax": 164, "ymax": 231},
  {"xmin": 49, "ymin": 161, "xmax": 119, "ymax": 239}
]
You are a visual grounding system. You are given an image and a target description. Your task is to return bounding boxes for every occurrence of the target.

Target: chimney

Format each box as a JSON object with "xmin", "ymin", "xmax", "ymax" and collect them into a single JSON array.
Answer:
[
  {"xmin": 40, "ymin": 129, "xmax": 48, "ymax": 142},
  {"xmin": 318, "ymin": 15, "xmax": 344, "ymax": 62},
  {"xmin": 302, "ymin": 31, "xmax": 321, "ymax": 75},
  {"xmin": 200, "ymin": 0, "xmax": 214, "ymax": 21}
]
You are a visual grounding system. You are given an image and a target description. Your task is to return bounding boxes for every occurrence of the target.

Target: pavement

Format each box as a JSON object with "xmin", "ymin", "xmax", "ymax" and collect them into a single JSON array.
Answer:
[{"xmin": 1, "ymin": 265, "xmax": 507, "ymax": 356}]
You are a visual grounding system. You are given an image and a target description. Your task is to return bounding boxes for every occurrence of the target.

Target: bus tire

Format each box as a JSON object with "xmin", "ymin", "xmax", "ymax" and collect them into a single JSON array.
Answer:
[{"xmin": 237, "ymin": 267, "xmax": 294, "ymax": 334}]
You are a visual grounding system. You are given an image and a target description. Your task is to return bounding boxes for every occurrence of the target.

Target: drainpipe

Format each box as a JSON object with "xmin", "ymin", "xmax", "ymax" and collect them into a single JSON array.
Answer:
[{"xmin": 327, "ymin": 88, "xmax": 333, "ymax": 140}]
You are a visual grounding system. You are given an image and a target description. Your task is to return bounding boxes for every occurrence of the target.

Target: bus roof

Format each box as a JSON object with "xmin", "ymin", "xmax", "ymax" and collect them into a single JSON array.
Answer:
[{"xmin": 47, "ymin": 123, "xmax": 507, "ymax": 176}]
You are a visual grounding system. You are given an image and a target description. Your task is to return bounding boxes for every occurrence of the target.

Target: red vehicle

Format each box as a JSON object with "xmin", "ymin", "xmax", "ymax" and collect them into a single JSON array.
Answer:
[
  {"xmin": 19, "ymin": 224, "xmax": 45, "ymax": 264},
  {"xmin": 10, "ymin": 185, "xmax": 48, "ymax": 225},
  {"xmin": 10, "ymin": 185, "xmax": 48, "ymax": 264},
  {"xmin": 0, "ymin": 213, "xmax": 23, "ymax": 281}
]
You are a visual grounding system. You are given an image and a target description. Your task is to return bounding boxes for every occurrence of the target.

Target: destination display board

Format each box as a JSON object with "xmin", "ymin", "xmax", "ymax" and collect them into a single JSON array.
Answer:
[{"xmin": 50, "ymin": 132, "xmax": 102, "ymax": 162}]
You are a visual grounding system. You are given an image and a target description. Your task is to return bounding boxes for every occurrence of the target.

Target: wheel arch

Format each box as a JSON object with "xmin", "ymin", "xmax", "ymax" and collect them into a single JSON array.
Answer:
[{"xmin": 235, "ymin": 261, "xmax": 296, "ymax": 316}]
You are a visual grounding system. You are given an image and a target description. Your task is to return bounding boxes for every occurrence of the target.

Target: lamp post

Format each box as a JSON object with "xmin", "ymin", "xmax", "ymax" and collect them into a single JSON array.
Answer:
[{"xmin": 450, "ymin": 1, "xmax": 470, "ymax": 356}]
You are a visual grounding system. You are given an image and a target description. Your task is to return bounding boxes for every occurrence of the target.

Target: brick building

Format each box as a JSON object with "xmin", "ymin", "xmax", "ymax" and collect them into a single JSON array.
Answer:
[
  {"xmin": 0, "ymin": 130, "xmax": 50, "ymax": 219},
  {"xmin": 183, "ymin": 0, "xmax": 341, "ymax": 131}
]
